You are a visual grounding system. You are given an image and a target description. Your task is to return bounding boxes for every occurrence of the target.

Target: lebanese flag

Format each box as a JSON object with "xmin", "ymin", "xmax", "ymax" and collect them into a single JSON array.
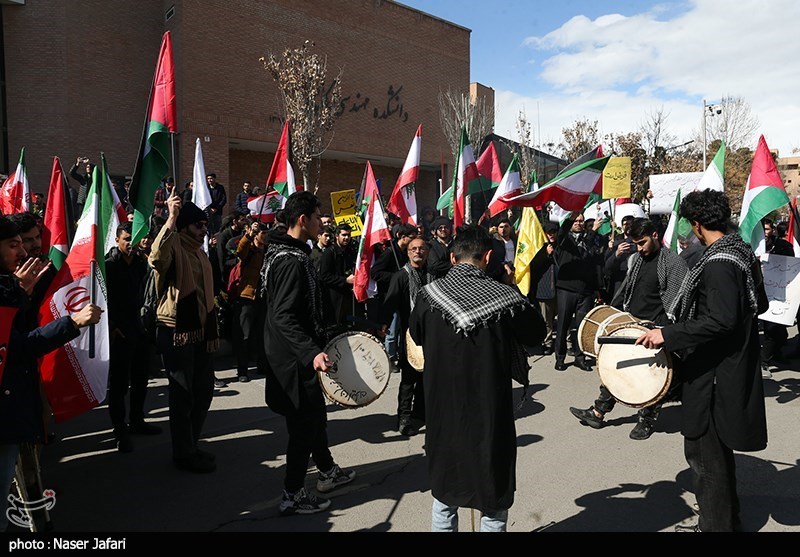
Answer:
[
  {"xmin": 129, "ymin": 31, "xmax": 177, "ymax": 246},
  {"xmin": 267, "ymin": 120, "xmax": 297, "ymax": 197},
  {"xmin": 503, "ymin": 147, "xmax": 609, "ymax": 211},
  {"xmin": 247, "ymin": 190, "xmax": 284, "ymax": 223},
  {"xmin": 739, "ymin": 135, "xmax": 789, "ymax": 254},
  {"xmin": 42, "ymin": 157, "xmax": 73, "ymax": 271},
  {"xmin": 38, "ymin": 156, "xmax": 115, "ymax": 422},
  {"xmin": 387, "ymin": 124, "xmax": 421, "ymax": 224},
  {"xmin": 787, "ymin": 197, "xmax": 800, "ymax": 257},
  {"xmin": 488, "ymin": 154, "xmax": 521, "ymax": 217},
  {"xmin": 353, "ymin": 162, "xmax": 391, "ymax": 302},
  {"xmin": 451, "ymin": 127, "xmax": 482, "ymax": 229},
  {"xmin": 0, "ymin": 147, "xmax": 30, "ymax": 214}
]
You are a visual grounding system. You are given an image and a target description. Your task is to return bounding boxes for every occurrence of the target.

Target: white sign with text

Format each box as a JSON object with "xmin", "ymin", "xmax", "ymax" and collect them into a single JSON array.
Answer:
[{"xmin": 759, "ymin": 253, "xmax": 800, "ymax": 326}]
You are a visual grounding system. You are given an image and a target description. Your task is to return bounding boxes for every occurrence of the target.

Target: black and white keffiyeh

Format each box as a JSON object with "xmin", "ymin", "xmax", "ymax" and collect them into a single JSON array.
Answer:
[
  {"xmin": 420, "ymin": 263, "xmax": 532, "ymax": 388},
  {"xmin": 403, "ymin": 263, "xmax": 435, "ymax": 312},
  {"xmin": 666, "ymin": 232, "xmax": 760, "ymax": 323},
  {"xmin": 619, "ymin": 248, "xmax": 686, "ymax": 319}
]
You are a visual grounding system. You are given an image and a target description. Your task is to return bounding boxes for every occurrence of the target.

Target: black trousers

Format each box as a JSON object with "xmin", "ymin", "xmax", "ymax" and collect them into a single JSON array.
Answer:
[
  {"xmin": 396, "ymin": 346, "xmax": 424, "ymax": 423},
  {"xmin": 555, "ymin": 288, "xmax": 594, "ymax": 360},
  {"xmin": 231, "ymin": 299, "xmax": 266, "ymax": 376},
  {"xmin": 108, "ymin": 331, "xmax": 151, "ymax": 433},
  {"xmin": 283, "ymin": 382, "xmax": 334, "ymax": 493},
  {"xmin": 760, "ymin": 320, "xmax": 788, "ymax": 362},
  {"xmin": 157, "ymin": 327, "xmax": 214, "ymax": 460},
  {"xmin": 594, "ymin": 384, "xmax": 660, "ymax": 423},
  {"xmin": 684, "ymin": 417, "xmax": 740, "ymax": 532}
]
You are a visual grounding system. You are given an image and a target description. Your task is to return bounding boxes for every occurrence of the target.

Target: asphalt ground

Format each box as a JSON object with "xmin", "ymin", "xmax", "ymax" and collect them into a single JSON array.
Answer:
[{"xmin": 4, "ymin": 327, "xmax": 798, "ymax": 546}]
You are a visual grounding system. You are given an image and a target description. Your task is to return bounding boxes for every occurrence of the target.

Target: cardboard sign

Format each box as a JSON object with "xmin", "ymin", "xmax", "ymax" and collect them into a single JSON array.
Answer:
[
  {"xmin": 759, "ymin": 253, "xmax": 800, "ymax": 326},
  {"xmin": 330, "ymin": 189, "xmax": 357, "ymax": 217},
  {"xmin": 334, "ymin": 213, "xmax": 363, "ymax": 237},
  {"xmin": 602, "ymin": 157, "xmax": 632, "ymax": 199},
  {"xmin": 648, "ymin": 172, "xmax": 703, "ymax": 214}
]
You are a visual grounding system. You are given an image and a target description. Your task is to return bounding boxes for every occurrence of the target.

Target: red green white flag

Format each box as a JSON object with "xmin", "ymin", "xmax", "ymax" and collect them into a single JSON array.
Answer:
[
  {"xmin": 437, "ymin": 139, "xmax": 502, "ymax": 211},
  {"xmin": 739, "ymin": 135, "xmax": 789, "ymax": 254},
  {"xmin": 0, "ymin": 147, "xmax": 30, "ymax": 214},
  {"xmin": 266, "ymin": 120, "xmax": 297, "ymax": 199},
  {"xmin": 488, "ymin": 154, "xmax": 521, "ymax": 217},
  {"xmin": 129, "ymin": 31, "xmax": 177, "ymax": 246},
  {"xmin": 387, "ymin": 124, "xmax": 421, "ymax": 224},
  {"xmin": 451, "ymin": 127, "xmax": 481, "ymax": 229},
  {"xmin": 354, "ymin": 162, "xmax": 392, "ymax": 302},
  {"xmin": 42, "ymin": 157, "xmax": 72, "ymax": 270}
]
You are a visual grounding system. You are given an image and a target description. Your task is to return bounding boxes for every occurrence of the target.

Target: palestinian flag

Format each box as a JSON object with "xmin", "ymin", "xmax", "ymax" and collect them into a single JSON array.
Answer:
[
  {"xmin": 38, "ymin": 156, "xmax": 115, "ymax": 422},
  {"xmin": 0, "ymin": 147, "xmax": 30, "ymax": 214},
  {"xmin": 354, "ymin": 162, "xmax": 392, "ymax": 302},
  {"xmin": 42, "ymin": 157, "xmax": 74, "ymax": 270},
  {"xmin": 739, "ymin": 135, "xmax": 789, "ymax": 254},
  {"xmin": 129, "ymin": 31, "xmax": 177, "ymax": 246},
  {"xmin": 451, "ymin": 127, "xmax": 481, "ymax": 229},
  {"xmin": 488, "ymin": 154, "xmax": 521, "ymax": 217},
  {"xmin": 387, "ymin": 124, "xmax": 421, "ymax": 224},
  {"xmin": 437, "ymin": 140, "xmax": 502, "ymax": 211},
  {"xmin": 786, "ymin": 196, "xmax": 800, "ymax": 257},
  {"xmin": 267, "ymin": 120, "xmax": 297, "ymax": 198},
  {"xmin": 696, "ymin": 140, "xmax": 725, "ymax": 192},
  {"xmin": 247, "ymin": 190, "xmax": 284, "ymax": 223}
]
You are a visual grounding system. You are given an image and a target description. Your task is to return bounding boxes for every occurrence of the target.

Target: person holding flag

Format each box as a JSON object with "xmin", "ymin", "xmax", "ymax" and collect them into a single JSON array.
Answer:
[
  {"xmin": 0, "ymin": 215, "xmax": 101, "ymax": 531},
  {"xmin": 148, "ymin": 188, "xmax": 219, "ymax": 473}
]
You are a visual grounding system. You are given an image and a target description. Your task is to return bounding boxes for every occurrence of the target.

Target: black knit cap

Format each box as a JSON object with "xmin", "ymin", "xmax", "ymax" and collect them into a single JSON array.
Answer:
[
  {"xmin": 431, "ymin": 216, "xmax": 452, "ymax": 230},
  {"xmin": 176, "ymin": 201, "xmax": 208, "ymax": 230}
]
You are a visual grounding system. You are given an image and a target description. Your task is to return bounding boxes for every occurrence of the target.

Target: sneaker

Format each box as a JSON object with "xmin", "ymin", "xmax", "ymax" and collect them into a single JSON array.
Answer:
[
  {"xmin": 674, "ymin": 523, "xmax": 701, "ymax": 532},
  {"xmin": 629, "ymin": 420, "xmax": 655, "ymax": 440},
  {"xmin": 238, "ymin": 375, "xmax": 250, "ymax": 383},
  {"xmin": 279, "ymin": 488, "xmax": 331, "ymax": 516},
  {"xmin": 128, "ymin": 421, "xmax": 163, "ymax": 435},
  {"xmin": 569, "ymin": 406, "xmax": 604, "ymax": 429},
  {"xmin": 214, "ymin": 378, "xmax": 226, "ymax": 389},
  {"xmin": 316, "ymin": 464, "xmax": 356, "ymax": 494}
]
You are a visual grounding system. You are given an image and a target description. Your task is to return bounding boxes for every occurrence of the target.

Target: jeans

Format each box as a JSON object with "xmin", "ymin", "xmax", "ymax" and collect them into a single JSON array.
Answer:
[
  {"xmin": 385, "ymin": 312, "xmax": 399, "ymax": 360},
  {"xmin": 0, "ymin": 444, "xmax": 21, "ymax": 531},
  {"xmin": 431, "ymin": 497, "xmax": 508, "ymax": 532}
]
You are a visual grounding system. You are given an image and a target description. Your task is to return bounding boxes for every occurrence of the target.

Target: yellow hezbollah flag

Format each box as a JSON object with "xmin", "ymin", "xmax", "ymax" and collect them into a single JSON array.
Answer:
[{"xmin": 514, "ymin": 206, "xmax": 548, "ymax": 296}]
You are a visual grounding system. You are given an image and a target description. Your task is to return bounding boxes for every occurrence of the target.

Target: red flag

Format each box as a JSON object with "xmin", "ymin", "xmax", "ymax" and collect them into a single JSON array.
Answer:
[
  {"xmin": 354, "ymin": 162, "xmax": 392, "ymax": 302},
  {"xmin": 475, "ymin": 140, "xmax": 503, "ymax": 190},
  {"xmin": 42, "ymin": 157, "xmax": 72, "ymax": 270},
  {"xmin": 0, "ymin": 148, "xmax": 30, "ymax": 214},
  {"xmin": 0, "ymin": 307, "xmax": 18, "ymax": 385},
  {"xmin": 787, "ymin": 196, "xmax": 800, "ymax": 257},
  {"xmin": 266, "ymin": 120, "xmax": 297, "ymax": 197},
  {"xmin": 247, "ymin": 190, "xmax": 284, "ymax": 223},
  {"xmin": 387, "ymin": 124, "xmax": 421, "ymax": 224}
]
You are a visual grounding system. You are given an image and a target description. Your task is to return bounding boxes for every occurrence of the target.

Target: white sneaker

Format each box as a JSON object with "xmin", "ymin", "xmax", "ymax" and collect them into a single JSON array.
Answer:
[{"xmin": 316, "ymin": 464, "xmax": 356, "ymax": 493}]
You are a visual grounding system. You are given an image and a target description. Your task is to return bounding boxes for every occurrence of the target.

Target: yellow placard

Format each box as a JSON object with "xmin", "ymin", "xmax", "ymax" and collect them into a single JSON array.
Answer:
[
  {"xmin": 602, "ymin": 157, "xmax": 632, "ymax": 199},
  {"xmin": 330, "ymin": 189, "xmax": 357, "ymax": 217},
  {"xmin": 334, "ymin": 214, "xmax": 363, "ymax": 237}
]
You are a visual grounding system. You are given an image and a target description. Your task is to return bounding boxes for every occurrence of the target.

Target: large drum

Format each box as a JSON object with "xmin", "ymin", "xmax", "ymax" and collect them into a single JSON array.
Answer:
[
  {"xmin": 405, "ymin": 329, "xmax": 424, "ymax": 371},
  {"xmin": 321, "ymin": 331, "xmax": 391, "ymax": 408},
  {"xmin": 596, "ymin": 324, "xmax": 673, "ymax": 408},
  {"xmin": 578, "ymin": 305, "xmax": 639, "ymax": 358}
]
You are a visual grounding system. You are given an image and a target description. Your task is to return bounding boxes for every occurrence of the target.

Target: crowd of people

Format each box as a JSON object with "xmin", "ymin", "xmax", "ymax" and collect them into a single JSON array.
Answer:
[{"xmin": 0, "ymin": 160, "xmax": 795, "ymax": 531}]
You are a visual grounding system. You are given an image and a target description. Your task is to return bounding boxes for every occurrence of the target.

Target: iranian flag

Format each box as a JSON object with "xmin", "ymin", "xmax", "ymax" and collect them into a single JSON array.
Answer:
[
  {"xmin": 488, "ymin": 154, "xmax": 521, "ymax": 217},
  {"xmin": 130, "ymin": 31, "xmax": 177, "ymax": 246},
  {"xmin": 387, "ymin": 124, "xmax": 421, "ymax": 224},
  {"xmin": 42, "ymin": 157, "xmax": 73, "ymax": 271},
  {"xmin": 38, "ymin": 155, "xmax": 115, "ymax": 422},
  {"xmin": 696, "ymin": 140, "xmax": 725, "ymax": 192},
  {"xmin": 786, "ymin": 196, "xmax": 800, "ymax": 257},
  {"xmin": 504, "ymin": 147, "xmax": 609, "ymax": 211},
  {"xmin": 267, "ymin": 120, "xmax": 297, "ymax": 198},
  {"xmin": 247, "ymin": 190, "xmax": 284, "ymax": 223},
  {"xmin": 451, "ymin": 127, "xmax": 481, "ymax": 229},
  {"xmin": 353, "ymin": 162, "xmax": 391, "ymax": 302},
  {"xmin": 437, "ymin": 140, "xmax": 502, "ymax": 211},
  {"xmin": 739, "ymin": 135, "xmax": 789, "ymax": 254},
  {"xmin": 0, "ymin": 147, "xmax": 30, "ymax": 214}
]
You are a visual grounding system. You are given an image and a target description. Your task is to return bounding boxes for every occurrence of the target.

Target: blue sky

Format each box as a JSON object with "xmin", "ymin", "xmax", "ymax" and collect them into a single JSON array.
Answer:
[{"xmin": 399, "ymin": 0, "xmax": 799, "ymax": 158}]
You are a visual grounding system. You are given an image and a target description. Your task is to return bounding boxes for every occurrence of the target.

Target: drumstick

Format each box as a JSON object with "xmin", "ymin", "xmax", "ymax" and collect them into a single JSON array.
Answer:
[{"xmin": 597, "ymin": 336, "xmax": 639, "ymax": 345}]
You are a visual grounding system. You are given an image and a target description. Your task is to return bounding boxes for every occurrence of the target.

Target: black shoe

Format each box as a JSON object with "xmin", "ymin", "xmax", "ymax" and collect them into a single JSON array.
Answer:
[
  {"xmin": 398, "ymin": 420, "xmax": 419, "ymax": 437},
  {"xmin": 238, "ymin": 375, "xmax": 250, "ymax": 383},
  {"xmin": 196, "ymin": 448, "xmax": 216, "ymax": 462},
  {"xmin": 554, "ymin": 359, "xmax": 568, "ymax": 372},
  {"xmin": 573, "ymin": 357, "xmax": 593, "ymax": 372},
  {"xmin": 214, "ymin": 378, "xmax": 226, "ymax": 389},
  {"xmin": 128, "ymin": 421, "xmax": 163, "ymax": 435},
  {"xmin": 542, "ymin": 345, "xmax": 554, "ymax": 356},
  {"xmin": 629, "ymin": 420, "xmax": 655, "ymax": 440},
  {"xmin": 116, "ymin": 433, "xmax": 134, "ymax": 453},
  {"xmin": 569, "ymin": 406, "xmax": 604, "ymax": 429},
  {"xmin": 173, "ymin": 454, "xmax": 216, "ymax": 473},
  {"xmin": 674, "ymin": 523, "xmax": 701, "ymax": 532}
]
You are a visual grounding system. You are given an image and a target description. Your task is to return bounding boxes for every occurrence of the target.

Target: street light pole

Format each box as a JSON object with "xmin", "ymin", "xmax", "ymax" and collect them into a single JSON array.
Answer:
[{"xmin": 702, "ymin": 99, "xmax": 722, "ymax": 168}]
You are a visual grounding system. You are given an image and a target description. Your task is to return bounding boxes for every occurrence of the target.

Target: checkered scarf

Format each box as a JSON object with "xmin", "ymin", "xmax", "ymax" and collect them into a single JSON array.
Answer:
[
  {"xmin": 420, "ymin": 263, "xmax": 532, "ymax": 388},
  {"xmin": 620, "ymin": 248, "xmax": 686, "ymax": 320},
  {"xmin": 403, "ymin": 263, "xmax": 435, "ymax": 311},
  {"xmin": 666, "ymin": 232, "xmax": 760, "ymax": 323}
]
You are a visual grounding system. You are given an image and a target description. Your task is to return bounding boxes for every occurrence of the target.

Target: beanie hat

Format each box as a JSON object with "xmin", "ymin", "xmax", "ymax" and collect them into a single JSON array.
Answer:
[
  {"xmin": 431, "ymin": 216, "xmax": 452, "ymax": 230},
  {"xmin": 176, "ymin": 201, "xmax": 208, "ymax": 230}
]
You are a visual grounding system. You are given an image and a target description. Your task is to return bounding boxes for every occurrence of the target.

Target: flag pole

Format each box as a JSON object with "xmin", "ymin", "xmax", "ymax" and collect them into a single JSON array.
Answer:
[
  {"xmin": 58, "ymin": 158, "xmax": 76, "ymax": 246},
  {"xmin": 88, "ymin": 158, "xmax": 103, "ymax": 359},
  {"xmin": 170, "ymin": 132, "xmax": 179, "ymax": 192},
  {"xmin": 375, "ymin": 189, "xmax": 400, "ymax": 269}
]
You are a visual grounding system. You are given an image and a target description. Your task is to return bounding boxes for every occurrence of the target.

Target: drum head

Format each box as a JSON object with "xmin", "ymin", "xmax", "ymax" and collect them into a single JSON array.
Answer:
[
  {"xmin": 322, "ymin": 331, "xmax": 391, "ymax": 408},
  {"xmin": 596, "ymin": 325, "xmax": 673, "ymax": 408},
  {"xmin": 405, "ymin": 329, "xmax": 424, "ymax": 371},
  {"xmin": 578, "ymin": 305, "xmax": 623, "ymax": 357},
  {"xmin": 593, "ymin": 311, "xmax": 639, "ymax": 357}
]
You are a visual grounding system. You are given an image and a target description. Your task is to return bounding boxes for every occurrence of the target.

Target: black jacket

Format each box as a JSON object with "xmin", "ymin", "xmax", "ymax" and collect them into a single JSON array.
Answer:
[
  {"xmin": 554, "ymin": 219, "xmax": 602, "ymax": 294},
  {"xmin": 370, "ymin": 241, "xmax": 407, "ymax": 298},
  {"xmin": 105, "ymin": 247, "xmax": 149, "ymax": 337},
  {"xmin": 427, "ymin": 238, "xmax": 452, "ymax": 278},
  {"xmin": 318, "ymin": 242, "xmax": 356, "ymax": 326}
]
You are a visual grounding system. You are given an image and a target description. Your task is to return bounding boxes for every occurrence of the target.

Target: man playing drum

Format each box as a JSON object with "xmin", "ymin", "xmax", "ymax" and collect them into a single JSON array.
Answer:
[
  {"xmin": 570, "ymin": 217, "xmax": 687, "ymax": 440},
  {"xmin": 382, "ymin": 237, "xmax": 435, "ymax": 437},
  {"xmin": 409, "ymin": 225, "xmax": 545, "ymax": 531},
  {"xmin": 260, "ymin": 191, "xmax": 356, "ymax": 516}
]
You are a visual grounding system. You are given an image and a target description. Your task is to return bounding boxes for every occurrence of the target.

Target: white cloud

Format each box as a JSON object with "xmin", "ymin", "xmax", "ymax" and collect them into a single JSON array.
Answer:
[{"xmin": 507, "ymin": 0, "xmax": 800, "ymax": 156}]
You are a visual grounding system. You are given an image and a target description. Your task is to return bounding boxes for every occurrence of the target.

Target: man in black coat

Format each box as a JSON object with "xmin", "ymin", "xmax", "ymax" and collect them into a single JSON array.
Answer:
[
  {"xmin": 0, "ymin": 216, "xmax": 101, "ymax": 530},
  {"xmin": 426, "ymin": 216, "xmax": 453, "ymax": 279},
  {"xmin": 603, "ymin": 215, "xmax": 634, "ymax": 299},
  {"xmin": 261, "ymin": 191, "xmax": 356, "ymax": 516},
  {"xmin": 637, "ymin": 190, "xmax": 768, "ymax": 532},
  {"xmin": 317, "ymin": 222, "xmax": 356, "ymax": 329}
]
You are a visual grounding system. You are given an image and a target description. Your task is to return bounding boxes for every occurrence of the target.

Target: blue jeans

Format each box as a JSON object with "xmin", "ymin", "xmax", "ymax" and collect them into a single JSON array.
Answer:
[
  {"xmin": 431, "ymin": 497, "xmax": 508, "ymax": 532},
  {"xmin": 0, "ymin": 444, "xmax": 21, "ymax": 531}
]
